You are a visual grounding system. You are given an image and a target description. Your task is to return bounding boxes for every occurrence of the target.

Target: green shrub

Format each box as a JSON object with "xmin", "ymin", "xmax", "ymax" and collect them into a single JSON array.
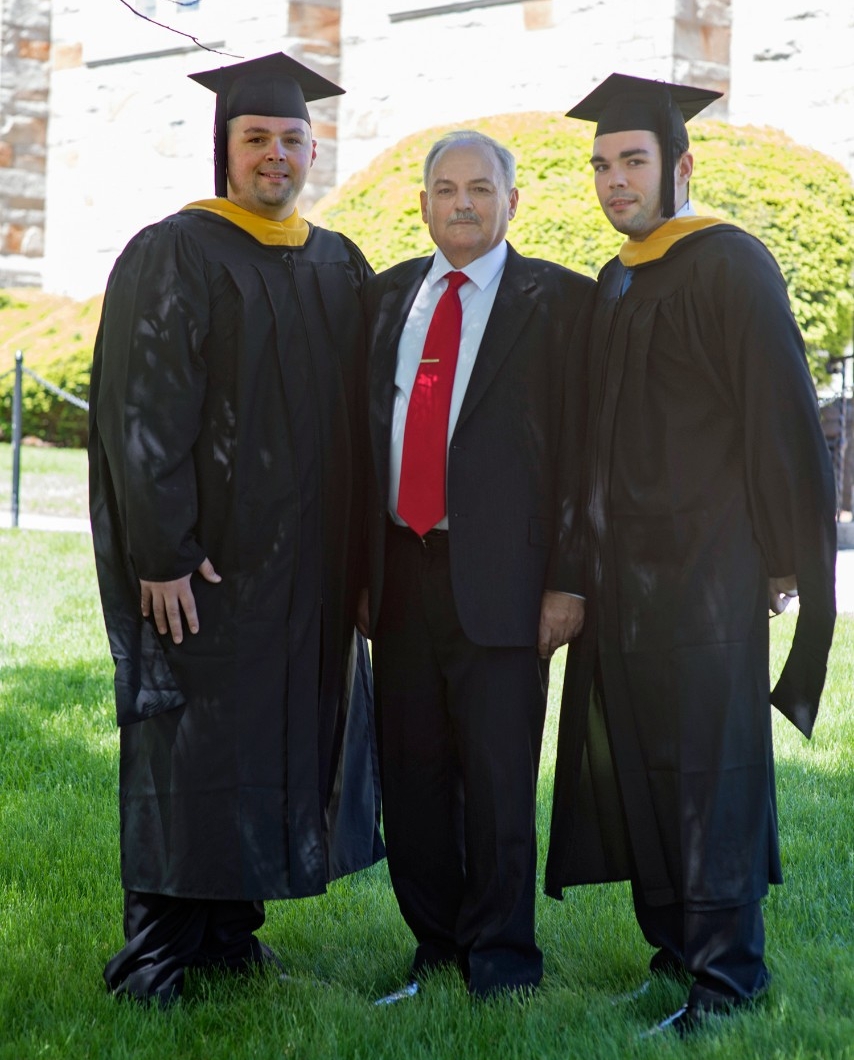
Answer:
[
  {"xmin": 311, "ymin": 112, "xmax": 854, "ymax": 384},
  {"xmin": 2, "ymin": 116, "xmax": 852, "ymax": 447},
  {"xmin": 0, "ymin": 291, "xmax": 100, "ymax": 448},
  {"xmin": 0, "ymin": 346, "xmax": 91, "ymax": 448}
]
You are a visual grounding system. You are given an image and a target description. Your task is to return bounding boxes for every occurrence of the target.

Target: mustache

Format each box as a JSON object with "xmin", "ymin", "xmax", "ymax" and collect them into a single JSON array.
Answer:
[{"xmin": 449, "ymin": 211, "xmax": 480, "ymax": 223}]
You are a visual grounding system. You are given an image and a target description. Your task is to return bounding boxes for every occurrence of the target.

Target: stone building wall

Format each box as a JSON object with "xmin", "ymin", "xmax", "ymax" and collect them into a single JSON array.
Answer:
[
  {"xmin": 42, "ymin": 0, "xmax": 344, "ymax": 297},
  {"xmin": 0, "ymin": 0, "xmax": 51, "ymax": 287},
  {"xmin": 730, "ymin": 1, "xmax": 853, "ymax": 187},
  {"xmin": 0, "ymin": 0, "xmax": 850, "ymax": 297},
  {"xmin": 336, "ymin": 0, "xmax": 731, "ymax": 181}
]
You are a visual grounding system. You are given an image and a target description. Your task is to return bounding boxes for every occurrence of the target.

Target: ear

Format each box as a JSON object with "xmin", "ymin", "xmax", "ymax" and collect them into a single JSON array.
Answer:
[
  {"xmin": 420, "ymin": 189, "xmax": 428, "ymax": 223},
  {"xmin": 311, "ymin": 140, "xmax": 318, "ymax": 167},
  {"xmin": 676, "ymin": 150, "xmax": 694, "ymax": 187},
  {"xmin": 508, "ymin": 186, "xmax": 519, "ymax": 221}
]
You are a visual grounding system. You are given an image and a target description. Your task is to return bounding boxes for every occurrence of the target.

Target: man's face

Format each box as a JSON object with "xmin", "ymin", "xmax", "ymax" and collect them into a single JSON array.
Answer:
[
  {"xmin": 590, "ymin": 129, "xmax": 690, "ymax": 240},
  {"xmin": 420, "ymin": 143, "xmax": 518, "ymax": 268},
  {"xmin": 226, "ymin": 114, "xmax": 316, "ymax": 220}
]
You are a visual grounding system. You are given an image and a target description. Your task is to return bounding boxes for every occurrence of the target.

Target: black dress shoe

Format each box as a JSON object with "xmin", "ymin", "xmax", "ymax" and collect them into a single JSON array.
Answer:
[
  {"xmin": 610, "ymin": 948, "xmax": 688, "ymax": 1004},
  {"xmin": 256, "ymin": 941, "xmax": 287, "ymax": 972},
  {"xmin": 643, "ymin": 977, "xmax": 769, "ymax": 1039},
  {"xmin": 641, "ymin": 1003, "xmax": 706, "ymax": 1038},
  {"xmin": 374, "ymin": 981, "xmax": 419, "ymax": 1006}
]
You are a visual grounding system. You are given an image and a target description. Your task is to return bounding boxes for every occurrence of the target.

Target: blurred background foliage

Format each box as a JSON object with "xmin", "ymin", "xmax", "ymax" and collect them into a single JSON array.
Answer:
[
  {"xmin": 313, "ymin": 112, "xmax": 854, "ymax": 384},
  {"xmin": 1, "ymin": 114, "xmax": 852, "ymax": 446}
]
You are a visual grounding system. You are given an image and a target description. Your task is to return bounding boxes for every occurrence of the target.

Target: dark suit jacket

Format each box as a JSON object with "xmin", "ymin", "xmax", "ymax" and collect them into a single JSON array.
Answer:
[{"xmin": 364, "ymin": 242, "xmax": 595, "ymax": 647}]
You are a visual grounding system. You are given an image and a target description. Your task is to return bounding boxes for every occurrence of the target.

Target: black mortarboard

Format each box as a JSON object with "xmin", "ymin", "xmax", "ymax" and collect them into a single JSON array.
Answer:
[
  {"xmin": 189, "ymin": 52, "xmax": 345, "ymax": 197},
  {"xmin": 566, "ymin": 73, "xmax": 722, "ymax": 218}
]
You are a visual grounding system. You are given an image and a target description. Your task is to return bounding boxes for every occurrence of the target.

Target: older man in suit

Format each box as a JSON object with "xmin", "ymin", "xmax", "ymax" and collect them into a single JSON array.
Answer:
[{"xmin": 359, "ymin": 130, "xmax": 594, "ymax": 1000}]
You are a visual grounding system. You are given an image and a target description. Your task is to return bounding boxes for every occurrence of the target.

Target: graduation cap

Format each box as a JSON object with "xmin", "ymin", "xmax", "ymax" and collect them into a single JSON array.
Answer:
[
  {"xmin": 189, "ymin": 52, "xmax": 345, "ymax": 197},
  {"xmin": 566, "ymin": 73, "xmax": 723, "ymax": 218}
]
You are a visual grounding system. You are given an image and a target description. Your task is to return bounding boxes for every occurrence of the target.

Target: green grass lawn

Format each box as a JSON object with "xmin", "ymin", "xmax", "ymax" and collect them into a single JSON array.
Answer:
[
  {"xmin": 0, "ymin": 461, "xmax": 852, "ymax": 1058},
  {"xmin": 0, "ymin": 442, "xmax": 88, "ymax": 520}
]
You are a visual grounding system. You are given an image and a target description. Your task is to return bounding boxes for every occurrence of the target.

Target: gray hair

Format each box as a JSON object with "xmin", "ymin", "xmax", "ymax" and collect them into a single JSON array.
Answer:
[{"xmin": 423, "ymin": 130, "xmax": 517, "ymax": 191}]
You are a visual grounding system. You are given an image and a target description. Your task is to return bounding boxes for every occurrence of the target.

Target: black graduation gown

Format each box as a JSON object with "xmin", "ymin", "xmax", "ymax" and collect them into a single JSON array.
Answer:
[
  {"xmin": 89, "ymin": 210, "xmax": 384, "ymax": 901},
  {"xmin": 545, "ymin": 224, "xmax": 836, "ymax": 910}
]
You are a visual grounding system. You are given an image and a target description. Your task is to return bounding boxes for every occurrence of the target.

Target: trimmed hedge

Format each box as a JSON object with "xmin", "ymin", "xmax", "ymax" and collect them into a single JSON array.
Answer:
[
  {"xmin": 0, "ymin": 290, "xmax": 101, "ymax": 448},
  {"xmin": 312, "ymin": 112, "xmax": 854, "ymax": 383},
  {"xmin": 2, "ymin": 114, "xmax": 852, "ymax": 447}
]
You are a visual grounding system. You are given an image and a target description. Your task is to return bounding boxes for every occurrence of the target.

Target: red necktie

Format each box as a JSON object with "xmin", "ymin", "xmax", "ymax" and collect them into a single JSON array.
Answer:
[{"xmin": 397, "ymin": 270, "xmax": 470, "ymax": 535}]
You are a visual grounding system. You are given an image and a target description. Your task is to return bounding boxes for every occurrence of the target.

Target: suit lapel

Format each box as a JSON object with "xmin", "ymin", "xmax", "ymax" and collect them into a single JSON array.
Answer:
[
  {"xmin": 368, "ymin": 258, "xmax": 432, "ymax": 502},
  {"xmin": 454, "ymin": 245, "xmax": 537, "ymax": 434}
]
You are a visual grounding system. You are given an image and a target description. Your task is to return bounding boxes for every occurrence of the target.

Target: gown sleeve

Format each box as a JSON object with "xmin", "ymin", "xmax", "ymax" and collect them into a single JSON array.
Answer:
[
  {"xmin": 707, "ymin": 233, "xmax": 837, "ymax": 735},
  {"xmin": 92, "ymin": 218, "xmax": 211, "ymax": 581}
]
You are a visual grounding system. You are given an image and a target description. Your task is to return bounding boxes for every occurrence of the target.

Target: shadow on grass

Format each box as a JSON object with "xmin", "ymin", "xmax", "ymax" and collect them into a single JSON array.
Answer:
[
  {"xmin": 1, "ymin": 638, "xmax": 852, "ymax": 1058},
  {"xmin": 0, "ymin": 658, "xmax": 116, "ymax": 794},
  {"xmin": 0, "ymin": 657, "xmax": 121, "ymax": 993}
]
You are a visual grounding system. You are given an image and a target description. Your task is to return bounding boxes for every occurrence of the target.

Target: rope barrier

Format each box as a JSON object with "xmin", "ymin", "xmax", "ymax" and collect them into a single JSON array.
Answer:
[
  {"xmin": 2, "ymin": 362, "xmax": 89, "ymax": 409},
  {"xmin": 20, "ymin": 365, "xmax": 89, "ymax": 411},
  {"xmin": 5, "ymin": 351, "xmax": 89, "ymax": 528}
]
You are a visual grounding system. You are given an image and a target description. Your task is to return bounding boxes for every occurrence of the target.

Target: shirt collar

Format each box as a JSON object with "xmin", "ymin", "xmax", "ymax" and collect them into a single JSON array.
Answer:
[{"xmin": 428, "ymin": 240, "xmax": 508, "ymax": 292}]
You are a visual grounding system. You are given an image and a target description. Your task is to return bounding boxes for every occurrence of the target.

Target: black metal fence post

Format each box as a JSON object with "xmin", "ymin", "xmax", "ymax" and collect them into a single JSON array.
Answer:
[{"xmin": 11, "ymin": 350, "xmax": 23, "ymax": 529}]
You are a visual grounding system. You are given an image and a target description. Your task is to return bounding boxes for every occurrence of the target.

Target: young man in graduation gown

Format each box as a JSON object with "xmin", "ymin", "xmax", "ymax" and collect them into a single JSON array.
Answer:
[
  {"xmin": 89, "ymin": 53, "xmax": 383, "ymax": 1007},
  {"xmin": 359, "ymin": 131, "xmax": 594, "ymax": 1000},
  {"xmin": 545, "ymin": 74, "xmax": 837, "ymax": 1035}
]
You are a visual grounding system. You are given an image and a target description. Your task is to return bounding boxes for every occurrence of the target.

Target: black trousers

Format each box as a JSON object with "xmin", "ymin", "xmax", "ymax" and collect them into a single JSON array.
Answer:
[
  {"xmin": 632, "ymin": 886, "xmax": 769, "ymax": 1004},
  {"xmin": 373, "ymin": 523, "xmax": 548, "ymax": 996},
  {"xmin": 103, "ymin": 890, "xmax": 266, "ymax": 1004}
]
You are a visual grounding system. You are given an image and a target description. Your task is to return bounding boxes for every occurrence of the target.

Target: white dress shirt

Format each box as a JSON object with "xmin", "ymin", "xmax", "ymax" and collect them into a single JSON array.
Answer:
[{"xmin": 389, "ymin": 241, "xmax": 507, "ymax": 529}]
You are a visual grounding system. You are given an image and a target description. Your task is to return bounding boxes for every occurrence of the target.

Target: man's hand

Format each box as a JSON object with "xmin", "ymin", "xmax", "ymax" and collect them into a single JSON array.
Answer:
[
  {"xmin": 769, "ymin": 574, "xmax": 798, "ymax": 617},
  {"xmin": 140, "ymin": 557, "xmax": 221, "ymax": 644},
  {"xmin": 356, "ymin": 587, "xmax": 370, "ymax": 639},
  {"xmin": 538, "ymin": 591, "xmax": 585, "ymax": 659}
]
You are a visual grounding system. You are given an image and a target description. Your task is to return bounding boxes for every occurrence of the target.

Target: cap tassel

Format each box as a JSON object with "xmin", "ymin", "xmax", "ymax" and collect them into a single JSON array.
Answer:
[
  {"xmin": 213, "ymin": 74, "xmax": 228, "ymax": 197},
  {"xmin": 658, "ymin": 94, "xmax": 676, "ymax": 219}
]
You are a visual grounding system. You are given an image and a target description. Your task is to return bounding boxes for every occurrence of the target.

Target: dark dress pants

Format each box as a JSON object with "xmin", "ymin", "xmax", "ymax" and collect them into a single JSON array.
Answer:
[
  {"xmin": 590, "ymin": 664, "xmax": 770, "ymax": 1008},
  {"xmin": 632, "ymin": 886, "xmax": 770, "ymax": 1005},
  {"xmin": 373, "ymin": 523, "xmax": 548, "ymax": 996},
  {"xmin": 104, "ymin": 890, "xmax": 266, "ymax": 1005}
]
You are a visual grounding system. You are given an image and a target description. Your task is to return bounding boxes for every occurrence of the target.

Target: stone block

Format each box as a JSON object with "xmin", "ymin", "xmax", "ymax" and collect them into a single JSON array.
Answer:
[
  {"xmin": 15, "ymin": 92, "xmax": 50, "ymax": 111},
  {"xmin": 312, "ymin": 119, "xmax": 337, "ymax": 140},
  {"xmin": 673, "ymin": 0, "xmax": 728, "ymax": 23},
  {"xmin": 4, "ymin": 196, "xmax": 44, "ymax": 212},
  {"xmin": 2, "ymin": 57, "xmax": 49, "ymax": 95},
  {"xmin": 301, "ymin": 40, "xmax": 338, "ymax": 58},
  {"xmin": 696, "ymin": 0, "xmax": 731, "ymax": 26},
  {"xmin": 0, "ymin": 166, "xmax": 44, "ymax": 200},
  {"xmin": 675, "ymin": 20, "xmax": 731, "ymax": 65},
  {"xmin": 289, "ymin": 2, "xmax": 341, "ymax": 45},
  {"xmin": 524, "ymin": 1, "xmax": 553, "ymax": 31},
  {"xmin": 677, "ymin": 0, "xmax": 732, "ymax": 24},
  {"xmin": 3, "ymin": 225, "xmax": 25, "ymax": 254},
  {"xmin": 18, "ymin": 39, "xmax": 51, "ymax": 62},
  {"xmin": 16, "ymin": 150, "xmax": 47, "ymax": 173},
  {"xmin": 4, "ymin": 0, "xmax": 51, "ymax": 31},
  {"xmin": 673, "ymin": 57, "xmax": 730, "ymax": 96},
  {"xmin": 0, "ymin": 142, "xmax": 13, "ymax": 167},
  {"xmin": 1, "ymin": 206, "xmax": 44, "ymax": 227},
  {"xmin": 53, "ymin": 43, "xmax": 84, "ymax": 71},
  {"xmin": 21, "ymin": 225, "xmax": 45, "ymax": 256},
  {"xmin": 0, "ymin": 115, "xmax": 47, "ymax": 146},
  {"xmin": 0, "ymin": 264, "xmax": 42, "ymax": 289},
  {"xmin": 310, "ymin": 153, "xmax": 336, "ymax": 184}
]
